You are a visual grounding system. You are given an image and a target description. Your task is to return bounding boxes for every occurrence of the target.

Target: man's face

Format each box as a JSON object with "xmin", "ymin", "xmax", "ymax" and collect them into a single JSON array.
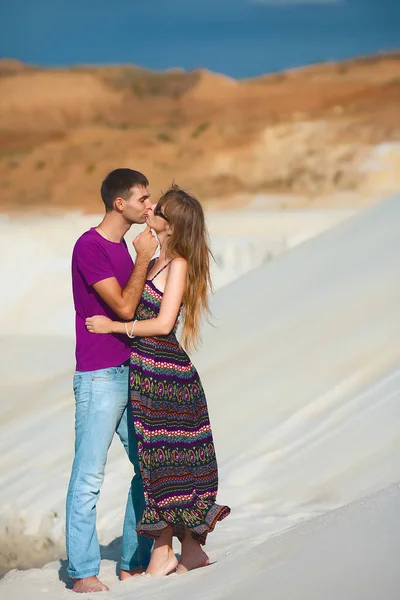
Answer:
[{"xmin": 122, "ymin": 185, "xmax": 152, "ymax": 224}]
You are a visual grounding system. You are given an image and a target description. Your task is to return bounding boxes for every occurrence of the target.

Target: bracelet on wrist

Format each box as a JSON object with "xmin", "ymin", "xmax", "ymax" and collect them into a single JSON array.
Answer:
[{"xmin": 125, "ymin": 320, "xmax": 137, "ymax": 339}]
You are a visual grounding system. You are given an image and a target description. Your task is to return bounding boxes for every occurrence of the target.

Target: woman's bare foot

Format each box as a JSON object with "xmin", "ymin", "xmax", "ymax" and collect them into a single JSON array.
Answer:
[
  {"xmin": 146, "ymin": 545, "xmax": 178, "ymax": 577},
  {"xmin": 177, "ymin": 530, "xmax": 209, "ymax": 574},
  {"xmin": 72, "ymin": 576, "xmax": 109, "ymax": 593},
  {"xmin": 176, "ymin": 548, "xmax": 209, "ymax": 574},
  {"xmin": 120, "ymin": 568, "xmax": 146, "ymax": 580},
  {"xmin": 145, "ymin": 526, "xmax": 177, "ymax": 577}
]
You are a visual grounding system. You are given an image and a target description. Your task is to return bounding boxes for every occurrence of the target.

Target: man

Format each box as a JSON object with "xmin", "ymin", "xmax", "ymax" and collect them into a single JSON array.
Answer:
[{"xmin": 67, "ymin": 168, "xmax": 158, "ymax": 593}]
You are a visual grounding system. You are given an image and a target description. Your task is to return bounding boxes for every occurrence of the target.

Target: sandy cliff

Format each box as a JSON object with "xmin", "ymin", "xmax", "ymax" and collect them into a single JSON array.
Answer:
[{"xmin": 0, "ymin": 53, "xmax": 400, "ymax": 213}]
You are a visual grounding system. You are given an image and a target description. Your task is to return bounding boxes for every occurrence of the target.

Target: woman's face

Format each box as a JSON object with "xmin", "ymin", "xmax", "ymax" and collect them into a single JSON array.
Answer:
[{"xmin": 146, "ymin": 201, "xmax": 170, "ymax": 234}]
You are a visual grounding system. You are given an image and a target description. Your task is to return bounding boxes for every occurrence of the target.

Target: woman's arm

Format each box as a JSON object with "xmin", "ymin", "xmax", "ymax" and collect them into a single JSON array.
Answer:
[{"xmin": 85, "ymin": 258, "xmax": 187, "ymax": 337}]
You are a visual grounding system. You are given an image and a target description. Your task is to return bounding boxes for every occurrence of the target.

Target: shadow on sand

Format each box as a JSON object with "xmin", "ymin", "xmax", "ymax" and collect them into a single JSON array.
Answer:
[{"xmin": 58, "ymin": 536, "xmax": 129, "ymax": 589}]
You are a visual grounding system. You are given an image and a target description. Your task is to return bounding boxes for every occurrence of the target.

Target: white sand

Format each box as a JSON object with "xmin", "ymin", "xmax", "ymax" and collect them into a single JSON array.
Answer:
[
  {"xmin": 1, "ymin": 198, "xmax": 399, "ymax": 598},
  {"xmin": 1, "ymin": 208, "xmax": 353, "ymax": 335},
  {"xmin": 2, "ymin": 482, "xmax": 399, "ymax": 600}
]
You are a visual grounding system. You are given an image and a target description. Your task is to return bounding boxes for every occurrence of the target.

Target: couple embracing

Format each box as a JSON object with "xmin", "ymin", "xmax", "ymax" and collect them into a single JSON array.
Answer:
[{"xmin": 67, "ymin": 168, "xmax": 230, "ymax": 593}]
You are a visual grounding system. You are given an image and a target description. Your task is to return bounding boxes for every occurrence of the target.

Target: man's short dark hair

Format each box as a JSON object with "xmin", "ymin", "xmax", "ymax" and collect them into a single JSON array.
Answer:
[{"xmin": 101, "ymin": 168, "xmax": 149, "ymax": 212}]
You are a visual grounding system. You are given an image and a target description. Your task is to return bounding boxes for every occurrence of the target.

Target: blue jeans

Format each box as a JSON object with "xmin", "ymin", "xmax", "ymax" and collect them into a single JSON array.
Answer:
[{"xmin": 66, "ymin": 365, "xmax": 153, "ymax": 579}]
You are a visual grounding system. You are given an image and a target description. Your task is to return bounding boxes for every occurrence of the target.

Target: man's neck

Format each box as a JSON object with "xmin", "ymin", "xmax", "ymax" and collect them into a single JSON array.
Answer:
[{"xmin": 97, "ymin": 213, "xmax": 131, "ymax": 243}]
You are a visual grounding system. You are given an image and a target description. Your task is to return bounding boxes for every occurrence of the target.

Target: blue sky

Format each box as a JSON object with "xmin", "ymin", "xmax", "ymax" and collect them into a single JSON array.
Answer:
[{"xmin": 0, "ymin": 0, "xmax": 399, "ymax": 77}]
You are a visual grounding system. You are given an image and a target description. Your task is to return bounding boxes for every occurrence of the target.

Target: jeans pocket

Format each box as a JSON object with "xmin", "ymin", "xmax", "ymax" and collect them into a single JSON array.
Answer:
[
  {"xmin": 92, "ymin": 367, "xmax": 119, "ymax": 382},
  {"xmin": 73, "ymin": 373, "xmax": 82, "ymax": 396}
]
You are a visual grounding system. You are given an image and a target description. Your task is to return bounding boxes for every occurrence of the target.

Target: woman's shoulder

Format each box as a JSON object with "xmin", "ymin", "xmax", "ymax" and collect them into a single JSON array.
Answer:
[
  {"xmin": 171, "ymin": 255, "xmax": 187, "ymax": 266},
  {"xmin": 171, "ymin": 256, "xmax": 187, "ymax": 271},
  {"xmin": 169, "ymin": 256, "xmax": 188, "ymax": 277}
]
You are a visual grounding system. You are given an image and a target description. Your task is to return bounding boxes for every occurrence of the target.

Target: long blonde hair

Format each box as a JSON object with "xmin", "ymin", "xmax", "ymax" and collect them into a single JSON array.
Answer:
[{"xmin": 157, "ymin": 185, "xmax": 213, "ymax": 351}]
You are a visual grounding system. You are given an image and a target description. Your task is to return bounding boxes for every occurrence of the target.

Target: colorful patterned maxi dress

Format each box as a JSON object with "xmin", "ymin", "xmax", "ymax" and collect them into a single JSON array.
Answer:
[{"xmin": 129, "ymin": 261, "xmax": 230, "ymax": 544}]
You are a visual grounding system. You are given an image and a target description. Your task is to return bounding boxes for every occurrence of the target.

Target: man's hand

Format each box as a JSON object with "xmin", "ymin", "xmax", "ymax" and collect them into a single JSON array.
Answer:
[
  {"xmin": 92, "ymin": 226, "xmax": 157, "ymax": 320},
  {"xmin": 133, "ymin": 226, "xmax": 158, "ymax": 261}
]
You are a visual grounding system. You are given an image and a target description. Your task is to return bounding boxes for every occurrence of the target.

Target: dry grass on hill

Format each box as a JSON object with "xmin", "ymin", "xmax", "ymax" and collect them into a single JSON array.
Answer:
[{"xmin": 0, "ymin": 53, "xmax": 399, "ymax": 213}]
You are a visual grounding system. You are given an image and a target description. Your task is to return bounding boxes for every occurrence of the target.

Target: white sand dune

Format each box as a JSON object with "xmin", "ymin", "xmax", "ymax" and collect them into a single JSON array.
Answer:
[
  {"xmin": 0, "ymin": 208, "xmax": 352, "ymax": 335},
  {"xmin": 2, "ymin": 482, "xmax": 399, "ymax": 600},
  {"xmin": 1, "ymin": 197, "xmax": 400, "ymax": 598}
]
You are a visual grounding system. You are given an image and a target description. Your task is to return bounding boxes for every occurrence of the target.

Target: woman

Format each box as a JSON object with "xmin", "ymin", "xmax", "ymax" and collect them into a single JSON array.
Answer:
[{"xmin": 86, "ymin": 185, "xmax": 230, "ymax": 577}]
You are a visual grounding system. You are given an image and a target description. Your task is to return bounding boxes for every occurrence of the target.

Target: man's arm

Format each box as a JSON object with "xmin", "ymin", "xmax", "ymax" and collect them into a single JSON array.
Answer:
[
  {"xmin": 93, "ymin": 227, "xmax": 158, "ymax": 320},
  {"xmin": 85, "ymin": 258, "xmax": 187, "ymax": 336}
]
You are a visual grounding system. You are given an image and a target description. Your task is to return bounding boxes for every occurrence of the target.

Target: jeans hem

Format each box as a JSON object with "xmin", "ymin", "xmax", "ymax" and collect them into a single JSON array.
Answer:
[
  {"xmin": 67, "ymin": 567, "xmax": 100, "ymax": 579},
  {"xmin": 120, "ymin": 561, "xmax": 147, "ymax": 571}
]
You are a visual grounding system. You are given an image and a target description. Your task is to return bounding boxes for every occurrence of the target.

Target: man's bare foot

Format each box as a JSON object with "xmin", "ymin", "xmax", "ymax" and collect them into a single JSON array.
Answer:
[
  {"xmin": 72, "ymin": 576, "xmax": 109, "ymax": 593},
  {"xmin": 145, "ymin": 546, "xmax": 178, "ymax": 577},
  {"xmin": 176, "ymin": 543, "xmax": 209, "ymax": 574},
  {"xmin": 120, "ymin": 568, "xmax": 146, "ymax": 581}
]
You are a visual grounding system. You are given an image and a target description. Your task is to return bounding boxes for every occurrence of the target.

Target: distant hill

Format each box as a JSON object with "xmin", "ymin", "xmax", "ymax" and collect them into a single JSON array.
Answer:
[{"xmin": 1, "ymin": 53, "xmax": 399, "ymax": 213}]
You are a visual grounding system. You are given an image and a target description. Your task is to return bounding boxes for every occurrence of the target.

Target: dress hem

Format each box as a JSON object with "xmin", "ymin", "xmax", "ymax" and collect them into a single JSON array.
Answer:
[{"xmin": 136, "ymin": 503, "xmax": 231, "ymax": 545}]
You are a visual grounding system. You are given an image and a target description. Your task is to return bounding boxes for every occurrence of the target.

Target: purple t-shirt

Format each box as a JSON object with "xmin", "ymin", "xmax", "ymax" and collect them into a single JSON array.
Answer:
[{"xmin": 72, "ymin": 228, "xmax": 134, "ymax": 372}]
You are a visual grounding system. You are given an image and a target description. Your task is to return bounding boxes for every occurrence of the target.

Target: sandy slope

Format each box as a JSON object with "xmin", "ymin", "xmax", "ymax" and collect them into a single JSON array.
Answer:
[
  {"xmin": 0, "ymin": 209, "xmax": 352, "ymax": 335},
  {"xmin": 2, "ymin": 482, "xmax": 399, "ymax": 600},
  {"xmin": 0, "ymin": 197, "xmax": 400, "ymax": 597}
]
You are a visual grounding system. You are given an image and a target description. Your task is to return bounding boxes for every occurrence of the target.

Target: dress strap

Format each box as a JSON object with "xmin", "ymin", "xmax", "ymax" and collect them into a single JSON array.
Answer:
[{"xmin": 150, "ymin": 259, "xmax": 175, "ymax": 282}]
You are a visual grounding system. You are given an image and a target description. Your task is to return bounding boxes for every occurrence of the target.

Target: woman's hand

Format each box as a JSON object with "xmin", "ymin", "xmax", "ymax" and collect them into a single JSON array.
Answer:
[{"xmin": 85, "ymin": 315, "xmax": 114, "ymax": 334}]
